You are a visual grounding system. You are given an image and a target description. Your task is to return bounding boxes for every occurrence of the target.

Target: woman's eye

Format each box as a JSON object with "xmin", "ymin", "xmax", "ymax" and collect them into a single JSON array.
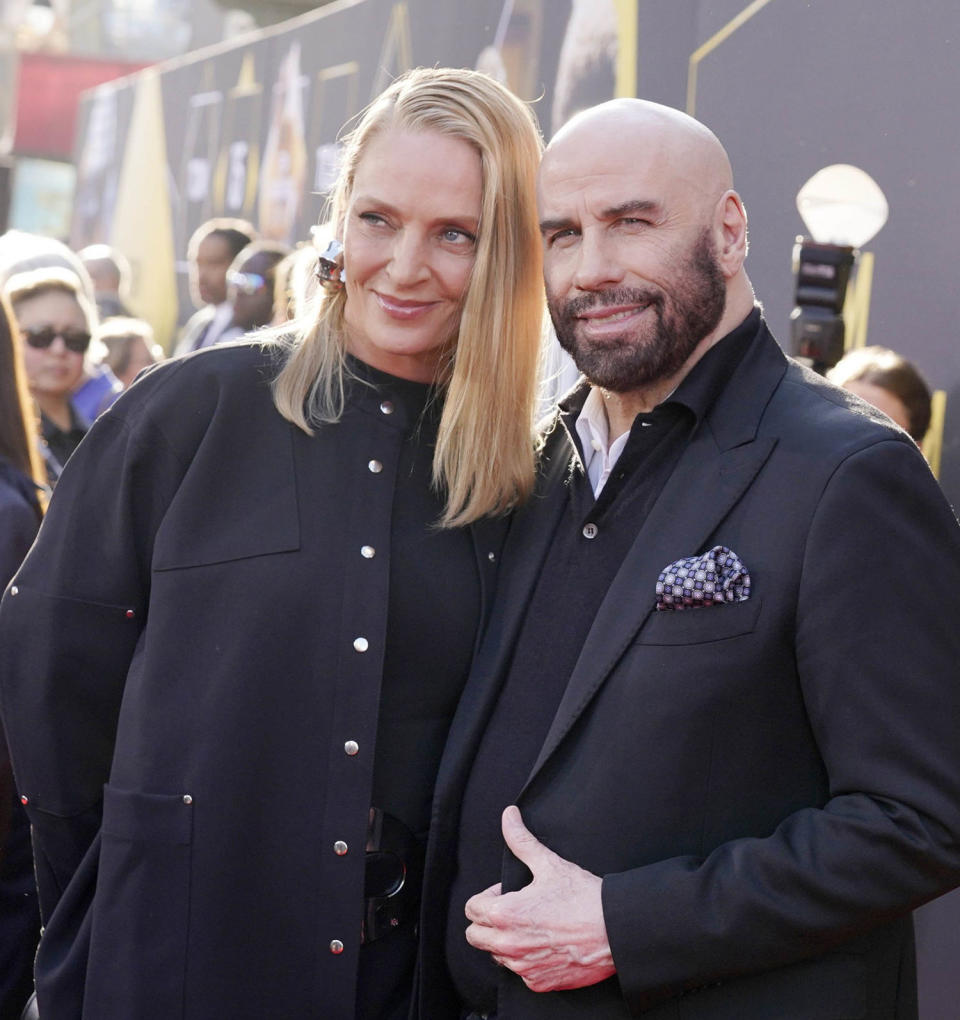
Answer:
[
  {"xmin": 442, "ymin": 228, "xmax": 476, "ymax": 246},
  {"xmin": 358, "ymin": 212, "xmax": 388, "ymax": 227}
]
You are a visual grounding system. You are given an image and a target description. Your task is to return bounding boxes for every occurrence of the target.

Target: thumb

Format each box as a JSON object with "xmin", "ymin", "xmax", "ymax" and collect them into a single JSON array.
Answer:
[{"xmin": 501, "ymin": 805, "xmax": 556, "ymax": 874}]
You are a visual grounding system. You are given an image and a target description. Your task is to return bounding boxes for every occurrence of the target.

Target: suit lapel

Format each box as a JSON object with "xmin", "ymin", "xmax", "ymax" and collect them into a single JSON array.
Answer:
[
  {"xmin": 523, "ymin": 321, "xmax": 787, "ymax": 786},
  {"xmin": 525, "ymin": 431, "xmax": 776, "ymax": 782}
]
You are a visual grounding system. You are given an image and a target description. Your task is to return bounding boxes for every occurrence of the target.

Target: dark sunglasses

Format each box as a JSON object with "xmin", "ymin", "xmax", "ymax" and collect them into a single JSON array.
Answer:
[
  {"xmin": 227, "ymin": 271, "xmax": 267, "ymax": 296},
  {"xmin": 21, "ymin": 326, "xmax": 91, "ymax": 353}
]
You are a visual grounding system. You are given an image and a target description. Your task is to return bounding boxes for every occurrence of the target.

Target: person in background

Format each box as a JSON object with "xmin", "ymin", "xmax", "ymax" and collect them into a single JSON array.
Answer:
[
  {"xmin": 0, "ymin": 232, "xmax": 95, "ymax": 297},
  {"xmin": 220, "ymin": 240, "xmax": 292, "ymax": 341},
  {"xmin": 76, "ymin": 244, "xmax": 133, "ymax": 320},
  {"xmin": 0, "ymin": 293, "xmax": 44, "ymax": 1020},
  {"xmin": 271, "ymin": 242, "xmax": 321, "ymax": 325},
  {"xmin": 3, "ymin": 268, "xmax": 97, "ymax": 485},
  {"xmin": 94, "ymin": 317, "xmax": 163, "ymax": 390},
  {"xmin": 0, "ymin": 66, "xmax": 543, "ymax": 1019},
  {"xmin": 0, "ymin": 234, "xmax": 118, "ymax": 426},
  {"xmin": 71, "ymin": 347, "xmax": 123, "ymax": 423},
  {"xmin": 827, "ymin": 344, "xmax": 931, "ymax": 444},
  {"xmin": 174, "ymin": 217, "xmax": 258, "ymax": 354}
]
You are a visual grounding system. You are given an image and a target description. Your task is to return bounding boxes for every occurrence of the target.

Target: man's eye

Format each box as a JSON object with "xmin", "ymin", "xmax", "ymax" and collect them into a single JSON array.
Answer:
[{"xmin": 547, "ymin": 229, "xmax": 578, "ymax": 247}]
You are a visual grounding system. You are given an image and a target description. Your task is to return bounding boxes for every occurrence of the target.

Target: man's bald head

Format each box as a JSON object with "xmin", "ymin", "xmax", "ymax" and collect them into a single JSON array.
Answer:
[{"xmin": 543, "ymin": 99, "xmax": 734, "ymax": 217}]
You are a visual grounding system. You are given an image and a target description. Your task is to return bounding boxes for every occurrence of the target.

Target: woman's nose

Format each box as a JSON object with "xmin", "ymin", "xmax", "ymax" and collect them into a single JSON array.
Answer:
[{"xmin": 386, "ymin": 232, "xmax": 430, "ymax": 286}]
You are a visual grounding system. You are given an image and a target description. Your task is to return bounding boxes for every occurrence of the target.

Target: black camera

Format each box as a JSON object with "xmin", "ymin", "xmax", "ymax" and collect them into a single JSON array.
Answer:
[{"xmin": 789, "ymin": 238, "xmax": 855, "ymax": 375}]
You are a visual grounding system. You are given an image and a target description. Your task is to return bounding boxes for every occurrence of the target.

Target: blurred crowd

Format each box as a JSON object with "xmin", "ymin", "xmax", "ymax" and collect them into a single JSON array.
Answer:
[{"xmin": 0, "ymin": 220, "xmax": 324, "ymax": 490}]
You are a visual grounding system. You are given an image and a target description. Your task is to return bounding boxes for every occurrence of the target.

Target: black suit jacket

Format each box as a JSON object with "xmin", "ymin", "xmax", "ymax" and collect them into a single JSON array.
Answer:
[{"xmin": 417, "ymin": 318, "xmax": 960, "ymax": 1019}]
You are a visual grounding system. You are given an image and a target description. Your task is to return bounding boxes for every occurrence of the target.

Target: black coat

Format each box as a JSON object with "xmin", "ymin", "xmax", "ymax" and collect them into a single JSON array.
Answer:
[
  {"xmin": 0, "ymin": 459, "xmax": 41, "ymax": 595},
  {"xmin": 0, "ymin": 344, "xmax": 504, "ymax": 1019},
  {"xmin": 0, "ymin": 460, "xmax": 42, "ymax": 1020},
  {"xmin": 417, "ymin": 319, "xmax": 960, "ymax": 1019}
]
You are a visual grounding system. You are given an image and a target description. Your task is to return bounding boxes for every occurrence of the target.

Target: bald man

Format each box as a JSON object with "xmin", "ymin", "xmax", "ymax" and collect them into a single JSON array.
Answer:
[{"xmin": 416, "ymin": 101, "xmax": 960, "ymax": 1019}]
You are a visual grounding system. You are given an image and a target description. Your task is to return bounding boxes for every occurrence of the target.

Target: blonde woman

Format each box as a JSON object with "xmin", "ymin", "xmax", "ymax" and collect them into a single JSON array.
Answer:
[{"xmin": 0, "ymin": 67, "xmax": 543, "ymax": 1020}]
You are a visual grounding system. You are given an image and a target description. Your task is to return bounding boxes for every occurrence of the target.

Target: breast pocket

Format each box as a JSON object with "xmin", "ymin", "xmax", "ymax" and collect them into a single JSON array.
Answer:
[
  {"xmin": 636, "ymin": 598, "xmax": 762, "ymax": 645},
  {"xmin": 83, "ymin": 785, "xmax": 194, "ymax": 1018}
]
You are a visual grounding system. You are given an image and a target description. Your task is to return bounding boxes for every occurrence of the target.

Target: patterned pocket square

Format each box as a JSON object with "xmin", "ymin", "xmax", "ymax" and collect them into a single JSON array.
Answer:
[{"xmin": 655, "ymin": 545, "xmax": 751, "ymax": 611}]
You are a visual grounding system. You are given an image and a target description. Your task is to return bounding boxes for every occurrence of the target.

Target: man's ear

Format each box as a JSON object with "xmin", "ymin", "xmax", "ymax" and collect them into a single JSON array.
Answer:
[{"xmin": 715, "ymin": 190, "xmax": 748, "ymax": 277}]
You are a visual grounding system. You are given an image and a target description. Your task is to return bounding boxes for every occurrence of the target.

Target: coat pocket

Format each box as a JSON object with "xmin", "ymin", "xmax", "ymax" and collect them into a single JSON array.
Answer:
[
  {"xmin": 636, "ymin": 598, "xmax": 762, "ymax": 646},
  {"xmin": 83, "ymin": 785, "xmax": 194, "ymax": 1019}
]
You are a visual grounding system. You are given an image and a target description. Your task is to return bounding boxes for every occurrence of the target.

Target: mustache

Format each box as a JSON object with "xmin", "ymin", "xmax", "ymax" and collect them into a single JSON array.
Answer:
[{"xmin": 555, "ymin": 287, "xmax": 663, "ymax": 319}]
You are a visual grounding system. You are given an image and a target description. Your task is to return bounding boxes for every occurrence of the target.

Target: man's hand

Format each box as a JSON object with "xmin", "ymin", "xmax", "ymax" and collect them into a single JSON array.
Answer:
[{"xmin": 464, "ymin": 805, "xmax": 616, "ymax": 993}]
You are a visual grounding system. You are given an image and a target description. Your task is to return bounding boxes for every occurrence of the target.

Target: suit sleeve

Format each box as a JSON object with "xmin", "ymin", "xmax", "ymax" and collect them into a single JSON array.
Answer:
[
  {"xmin": 0, "ymin": 405, "xmax": 187, "ymax": 922},
  {"xmin": 601, "ymin": 437, "xmax": 960, "ymax": 1012}
]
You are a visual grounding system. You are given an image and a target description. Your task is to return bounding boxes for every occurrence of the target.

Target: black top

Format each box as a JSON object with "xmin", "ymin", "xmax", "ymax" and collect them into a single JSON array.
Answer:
[
  {"xmin": 346, "ymin": 359, "xmax": 481, "ymax": 1019},
  {"xmin": 40, "ymin": 403, "xmax": 88, "ymax": 485},
  {"xmin": 346, "ymin": 358, "xmax": 481, "ymax": 840},
  {"xmin": 445, "ymin": 312, "xmax": 756, "ymax": 1011}
]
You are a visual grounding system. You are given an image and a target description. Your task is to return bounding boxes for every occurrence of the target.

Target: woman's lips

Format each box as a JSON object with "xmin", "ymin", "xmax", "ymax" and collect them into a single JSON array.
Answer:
[{"xmin": 375, "ymin": 292, "xmax": 438, "ymax": 320}]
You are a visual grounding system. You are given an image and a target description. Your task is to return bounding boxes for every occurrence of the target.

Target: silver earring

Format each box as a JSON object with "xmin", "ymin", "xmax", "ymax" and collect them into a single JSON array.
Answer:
[{"xmin": 316, "ymin": 239, "xmax": 345, "ymax": 290}]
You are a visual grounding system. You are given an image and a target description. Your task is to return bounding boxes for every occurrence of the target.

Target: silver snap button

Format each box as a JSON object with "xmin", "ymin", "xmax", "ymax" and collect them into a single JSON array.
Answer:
[
  {"xmin": 368, "ymin": 460, "xmax": 383, "ymax": 473},
  {"xmin": 10, "ymin": 586, "xmax": 18, "ymax": 596},
  {"xmin": 361, "ymin": 545, "xmax": 375, "ymax": 559},
  {"xmin": 344, "ymin": 740, "xmax": 359, "ymax": 756},
  {"xmin": 334, "ymin": 840, "xmax": 348, "ymax": 856},
  {"xmin": 582, "ymin": 523, "xmax": 598, "ymax": 539},
  {"xmin": 353, "ymin": 637, "xmax": 369, "ymax": 653},
  {"xmin": 379, "ymin": 400, "xmax": 394, "ymax": 415},
  {"xmin": 487, "ymin": 551, "xmax": 496, "ymax": 562},
  {"xmin": 183, "ymin": 795, "xmax": 193, "ymax": 805},
  {"xmin": 330, "ymin": 939, "xmax": 344, "ymax": 955}
]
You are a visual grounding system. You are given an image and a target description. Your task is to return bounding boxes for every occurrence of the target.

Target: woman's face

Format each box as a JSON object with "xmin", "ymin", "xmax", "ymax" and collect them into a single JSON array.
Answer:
[
  {"xmin": 118, "ymin": 336, "xmax": 158, "ymax": 388},
  {"xmin": 16, "ymin": 290, "xmax": 89, "ymax": 401},
  {"xmin": 342, "ymin": 128, "xmax": 483, "ymax": 382}
]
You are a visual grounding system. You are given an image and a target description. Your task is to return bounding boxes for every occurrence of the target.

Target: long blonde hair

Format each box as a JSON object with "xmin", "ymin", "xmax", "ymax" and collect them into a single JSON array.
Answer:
[{"xmin": 271, "ymin": 67, "xmax": 544, "ymax": 526}]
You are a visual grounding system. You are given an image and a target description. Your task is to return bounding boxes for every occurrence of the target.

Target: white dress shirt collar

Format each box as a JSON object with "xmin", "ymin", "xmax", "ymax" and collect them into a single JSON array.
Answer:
[{"xmin": 575, "ymin": 386, "xmax": 633, "ymax": 497}]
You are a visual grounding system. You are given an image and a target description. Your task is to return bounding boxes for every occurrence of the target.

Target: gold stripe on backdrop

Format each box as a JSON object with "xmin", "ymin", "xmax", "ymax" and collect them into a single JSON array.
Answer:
[{"xmin": 687, "ymin": 0, "xmax": 778, "ymax": 116}]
